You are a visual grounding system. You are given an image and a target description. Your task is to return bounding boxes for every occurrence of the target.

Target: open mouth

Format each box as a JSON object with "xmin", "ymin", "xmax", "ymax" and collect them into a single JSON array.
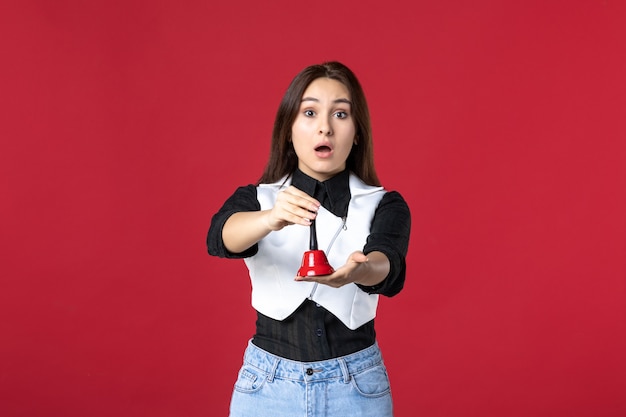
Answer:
[{"xmin": 315, "ymin": 145, "xmax": 332, "ymax": 152}]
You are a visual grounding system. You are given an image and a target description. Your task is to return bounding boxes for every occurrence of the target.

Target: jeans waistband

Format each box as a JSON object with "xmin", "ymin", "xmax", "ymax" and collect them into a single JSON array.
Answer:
[{"xmin": 243, "ymin": 340, "xmax": 383, "ymax": 383}]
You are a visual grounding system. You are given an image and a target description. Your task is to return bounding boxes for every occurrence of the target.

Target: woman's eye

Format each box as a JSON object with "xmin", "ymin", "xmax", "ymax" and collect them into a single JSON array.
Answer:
[
  {"xmin": 334, "ymin": 111, "xmax": 348, "ymax": 119},
  {"xmin": 304, "ymin": 110, "xmax": 315, "ymax": 117}
]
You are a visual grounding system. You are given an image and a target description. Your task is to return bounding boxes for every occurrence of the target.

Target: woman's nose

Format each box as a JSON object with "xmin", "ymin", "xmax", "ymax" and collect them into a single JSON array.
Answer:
[{"xmin": 318, "ymin": 118, "xmax": 333, "ymax": 136}]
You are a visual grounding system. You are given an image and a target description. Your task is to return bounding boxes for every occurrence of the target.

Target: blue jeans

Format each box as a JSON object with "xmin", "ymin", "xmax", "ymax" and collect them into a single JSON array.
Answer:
[{"xmin": 229, "ymin": 340, "xmax": 394, "ymax": 417}]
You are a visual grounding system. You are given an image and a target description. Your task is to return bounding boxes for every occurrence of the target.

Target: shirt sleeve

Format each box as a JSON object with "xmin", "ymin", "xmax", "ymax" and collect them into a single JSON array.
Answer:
[
  {"xmin": 206, "ymin": 184, "xmax": 260, "ymax": 259},
  {"xmin": 358, "ymin": 191, "xmax": 411, "ymax": 297}
]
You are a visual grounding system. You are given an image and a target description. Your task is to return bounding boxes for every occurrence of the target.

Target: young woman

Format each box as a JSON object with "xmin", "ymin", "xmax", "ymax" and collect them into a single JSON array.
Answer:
[{"xmin": 207, "ymin": 61, "xmax": 411, "ymax": 416}]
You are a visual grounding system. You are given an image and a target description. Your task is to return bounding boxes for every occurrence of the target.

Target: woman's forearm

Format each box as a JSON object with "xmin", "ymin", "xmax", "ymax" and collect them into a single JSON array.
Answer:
[{"xmin": 222, "ymin": 210, "xmax": 272, "ymax": 254}]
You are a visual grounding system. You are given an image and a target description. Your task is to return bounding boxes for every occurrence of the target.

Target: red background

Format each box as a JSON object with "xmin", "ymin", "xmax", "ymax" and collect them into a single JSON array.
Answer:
[{"xmin": 1, "ymin": 1, "xmax": 625, "ymax": 416}]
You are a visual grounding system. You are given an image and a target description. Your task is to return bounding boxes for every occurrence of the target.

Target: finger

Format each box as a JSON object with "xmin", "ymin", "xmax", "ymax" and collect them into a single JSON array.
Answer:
[
  {"xmin": 294, "ymin": 275, "xmax": 313, "ymax": 282},
  {"xmin": 275, "ymin": 205, "xmax": 317, "ymax": 226},
  {"xmin": 283, "ymin": 186, "xmax": 321, "ymax": 211},
  {"xmin": 270, "ymin": 207, "xmax": 313, "ymax": 227},
  {"xmin": 279, "ymin": 205, "xmax": 316, "ymax": 225}
]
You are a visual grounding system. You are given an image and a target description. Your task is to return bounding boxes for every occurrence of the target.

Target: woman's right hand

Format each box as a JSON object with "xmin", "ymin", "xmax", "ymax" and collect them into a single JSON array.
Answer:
[
  {"xmin": 265, "ymin": 186, "xmax": 320, "ymax": 231},
  {"xmin": 222, "ymin": 186, "xmax": 320, "ymax": 254}
]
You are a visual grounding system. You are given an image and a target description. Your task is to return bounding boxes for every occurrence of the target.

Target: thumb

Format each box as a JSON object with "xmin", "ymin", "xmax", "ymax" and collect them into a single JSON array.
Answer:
[{"xmin": 350, "ymin": 251, "xmax": 369, "ymax": 264}]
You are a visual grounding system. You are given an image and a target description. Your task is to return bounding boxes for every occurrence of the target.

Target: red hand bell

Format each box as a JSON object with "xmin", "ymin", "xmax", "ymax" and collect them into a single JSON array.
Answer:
[{"xmin": 297, "ymin": 219, "xmax": 334, "ymax": 277}]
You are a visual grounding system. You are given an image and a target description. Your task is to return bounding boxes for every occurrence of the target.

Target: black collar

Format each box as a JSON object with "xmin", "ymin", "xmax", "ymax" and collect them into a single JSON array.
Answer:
[{"xmin": 291, "ymin": 169, "xmax": 351, "ymax": 218}]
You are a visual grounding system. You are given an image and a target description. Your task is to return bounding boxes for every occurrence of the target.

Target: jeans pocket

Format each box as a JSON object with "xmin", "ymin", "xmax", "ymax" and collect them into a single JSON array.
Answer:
[
  {"xmin": 233, "ymin": 365, "xmax": 268, "ymax": 394},
  {"xmin": 351, "ymin": 364, "xmax": 391, "ymax": 398}
]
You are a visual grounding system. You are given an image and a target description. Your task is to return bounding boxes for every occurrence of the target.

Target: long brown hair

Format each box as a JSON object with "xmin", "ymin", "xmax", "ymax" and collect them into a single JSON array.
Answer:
[{"xmin": 258, "ymin": 61, "xmax": 380, "ymax": 186}]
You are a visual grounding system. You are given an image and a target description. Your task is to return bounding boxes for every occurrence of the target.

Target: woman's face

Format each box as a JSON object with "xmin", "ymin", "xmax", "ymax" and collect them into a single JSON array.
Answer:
[{"xmin": 291, "ymin": 77, "xmax": 356, "ymax": 182}]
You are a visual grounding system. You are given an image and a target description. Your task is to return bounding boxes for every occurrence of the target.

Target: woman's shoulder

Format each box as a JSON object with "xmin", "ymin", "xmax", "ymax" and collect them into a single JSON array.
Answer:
[
  {"xmin": 377, "ymin": 190, "xmax": 410, "ymax": 215},
  {"xmin": 230, "ymin": 184, "xmax": 257, "ymax": 197}
]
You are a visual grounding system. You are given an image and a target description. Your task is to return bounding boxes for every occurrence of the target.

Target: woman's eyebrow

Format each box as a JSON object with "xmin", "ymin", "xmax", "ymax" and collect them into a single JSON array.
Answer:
[
  {"xmin": 334, "ymin": 98, "xmax": 352, "ymax": 105},
  {"xmin": 301, "ymin": 97, "xmax": 352, "ymax": 105}
]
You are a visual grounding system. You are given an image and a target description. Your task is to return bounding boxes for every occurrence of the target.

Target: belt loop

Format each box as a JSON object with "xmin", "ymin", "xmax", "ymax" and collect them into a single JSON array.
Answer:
[
  {"xmin": 267, "ymin": 357, "xmax": 280, "ymax": 382},
  {"xmin": 338, "ymin": 358, "xmax": 350, "ymax": 384}
]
